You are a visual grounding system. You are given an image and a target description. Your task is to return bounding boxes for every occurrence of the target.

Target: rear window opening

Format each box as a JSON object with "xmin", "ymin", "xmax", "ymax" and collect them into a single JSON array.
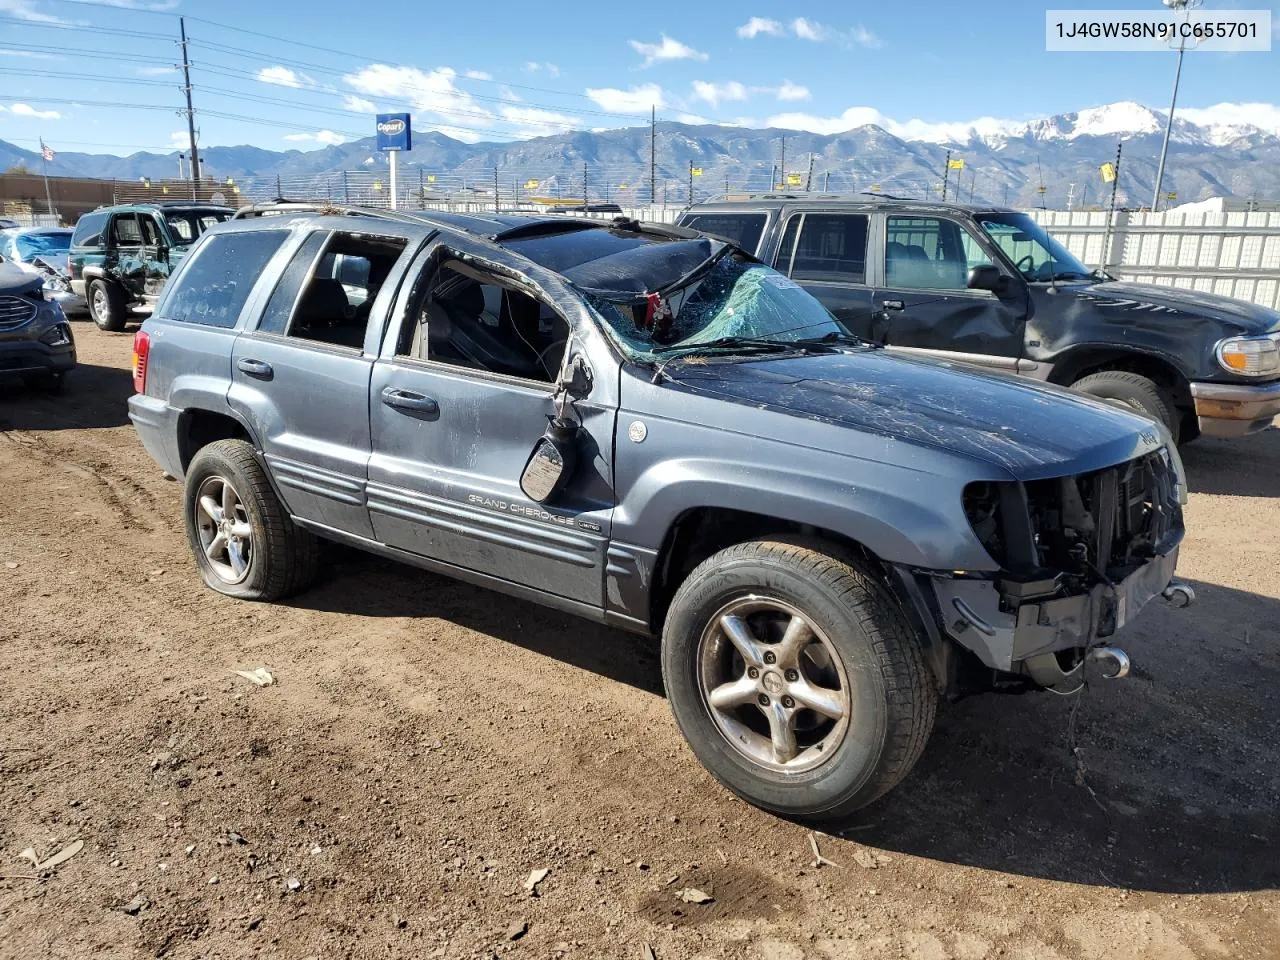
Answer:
[{"xmin": 679, "ymin": 213, "xmax": 768, "ymax": 255}]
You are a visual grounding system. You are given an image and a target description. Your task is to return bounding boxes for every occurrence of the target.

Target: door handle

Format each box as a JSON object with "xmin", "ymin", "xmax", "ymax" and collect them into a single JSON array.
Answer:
[
  {"xmin": 381, "ymin": 386, "xmax": 440, "ymax": 417},
  {"xmin": 236, "ymin": 357, "xmax": 274, "ymax": 380},
  {"xmin": 882, "ymin": 299, "xmax": 905, "ymax": 311}
]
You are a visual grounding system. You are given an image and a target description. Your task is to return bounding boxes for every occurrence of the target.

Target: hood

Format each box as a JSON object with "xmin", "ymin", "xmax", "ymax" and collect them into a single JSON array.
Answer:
[
  {"xmin": 666, "ymin": 349, "xmax": 1162, "ymax": 480},
  {"xmin": 1070, "ymin": 279, "xmax": 1280, "ymax": 335},
  {"xmin": 0, "ymin": 263, "xmax": 43, "ymax": 297}
]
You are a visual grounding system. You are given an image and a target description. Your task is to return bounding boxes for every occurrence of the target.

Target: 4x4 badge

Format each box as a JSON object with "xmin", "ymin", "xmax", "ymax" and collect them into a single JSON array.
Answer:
[{"xmin": 628, "ymin": 421, "xmax": 647, "ymax": 443}]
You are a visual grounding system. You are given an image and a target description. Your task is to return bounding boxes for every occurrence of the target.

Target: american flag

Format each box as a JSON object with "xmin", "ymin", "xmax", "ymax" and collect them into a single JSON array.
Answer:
[{"xmin": 40, "ymin": 139, "xmax": 54, "ymax": 162}]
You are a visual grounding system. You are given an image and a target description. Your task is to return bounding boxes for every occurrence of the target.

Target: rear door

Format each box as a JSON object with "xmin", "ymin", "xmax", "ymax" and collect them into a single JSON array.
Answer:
[
  {"xmin": 139, "ymin": 213, "xmax": 171, "ymax": 299},
  {"xmin": 772, "ymin": 210, "xmax": 879, "ymax": 340},
  {"xmin": 366, "ymin": 241, "xmax": 616, "ymax": 607},
  {"xmin": 227, "ymin": 223, "xmax": 419, "ymax": 539},
  {"xmin": 108, "ymin": 213, "xmax": 146, "ymax": 300},
  {"xmin": 875, "ymin": 214, "xmax": 1026, "ymax": 369}
]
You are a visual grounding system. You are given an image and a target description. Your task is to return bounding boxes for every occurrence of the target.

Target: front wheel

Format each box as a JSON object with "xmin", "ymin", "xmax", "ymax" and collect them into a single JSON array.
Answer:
[
  {"xmin": 1072, "ymin": 370, "xmax": 1180, "ymax": 442},
  {"xmin": 183, "ymin": 439, "xmax": 318, "ymax": 601},
  {"xmin": 661, "ymin": 538, "xmax": 936, "ymax": 820}
]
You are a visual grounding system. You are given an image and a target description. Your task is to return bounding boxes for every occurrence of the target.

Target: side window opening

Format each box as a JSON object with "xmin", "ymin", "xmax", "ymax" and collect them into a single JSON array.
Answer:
[
  {"xmin": 112, "ymin": 214, "xmax": 142, "ymax": 247},
  {"xmin": 72, "ymin": 211, "xmax": 107, "ymax": 247},
  {"xmin": 790, "ymin": 214, "xmax": 869, "ymax": 284},
  {"xmin": 885, "ymin": 217, "xmax": 991, "ymax": 291},
  {"xmin": 282, "ymin": 232, "xmax": 407, "ymax": 350},
  {"xmin": 159, "ymin": 229, "xmax": 289, "ymax": 329},
  {"xmin": 681, "ymin": 213, "xmax": 767, "ymax": 255},
  {"xmin": 140, "ymin": 216, "xmax": 162, "ymax": 247},
  {"xmin": 774, "ymin": 215, "xmax": 800, "ymax": 274},
  {"xmin": 399, "ymin": 257, "xmax": 570, "ymax": 384}
]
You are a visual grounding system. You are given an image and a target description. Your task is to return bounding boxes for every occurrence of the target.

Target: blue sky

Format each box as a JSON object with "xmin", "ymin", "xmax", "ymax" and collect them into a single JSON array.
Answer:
[{"xmin": 0, "ymin": 0, "xmax": 1277, "ymax": 157}]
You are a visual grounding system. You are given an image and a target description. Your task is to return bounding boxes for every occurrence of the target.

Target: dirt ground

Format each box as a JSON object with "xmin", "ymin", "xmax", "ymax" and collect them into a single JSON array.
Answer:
[{"xmin": 0, "ymin": 322, "xmax": 1277, "ymax": 960}]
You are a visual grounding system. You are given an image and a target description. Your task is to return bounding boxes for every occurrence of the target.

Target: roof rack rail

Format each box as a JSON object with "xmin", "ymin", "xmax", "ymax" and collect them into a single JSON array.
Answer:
[{"xmin": 230, "ymin": 200, "xmax": 423, "ymax": 225}]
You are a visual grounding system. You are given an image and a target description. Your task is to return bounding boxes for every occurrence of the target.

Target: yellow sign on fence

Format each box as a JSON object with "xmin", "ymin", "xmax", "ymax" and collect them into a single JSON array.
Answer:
[
  {"xmin": 524, "ymin": 179, "xmax": 539, "ymax": 189},
  {"xmin": 1100, "ymin": 162, "xmax": 1117, "ymax": 183},
  {"xmin": 691, "ymin": 167, "xmax": 703, "ymax": 177},
  {"xmin": 948, "ymin": 158, "xmax": 965, "ymax": 170},
  {"xmin": 786, "ymin": 172, "xmax": 803, "ymax": 186}
]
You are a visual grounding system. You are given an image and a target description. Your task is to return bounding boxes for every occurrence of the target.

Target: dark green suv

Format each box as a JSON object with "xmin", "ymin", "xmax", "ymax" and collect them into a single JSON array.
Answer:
[{"xmin": 69, "ymin": 202, "xmax": 233, "ymax": 331}]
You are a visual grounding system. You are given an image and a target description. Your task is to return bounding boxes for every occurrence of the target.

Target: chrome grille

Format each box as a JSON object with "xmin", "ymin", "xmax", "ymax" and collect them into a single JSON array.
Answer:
[{"xmin": 0, "ymin": 295, "xmax": 37, "ymax": 330}]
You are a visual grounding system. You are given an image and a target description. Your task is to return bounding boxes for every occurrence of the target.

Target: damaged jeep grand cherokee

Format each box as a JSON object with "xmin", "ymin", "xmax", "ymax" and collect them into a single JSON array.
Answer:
[{"xmin": 128, "ymin": 206, "xmax": 1191, "ymax": 819}]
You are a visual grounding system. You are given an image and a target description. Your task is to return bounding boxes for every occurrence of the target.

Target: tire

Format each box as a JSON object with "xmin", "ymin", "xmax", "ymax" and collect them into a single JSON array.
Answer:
[
  {"xmin": 661, "ymin": 537, "xmax": 936, "ymax": 820},
  {"xmin": 88, "ymin": 278, "xmax": 128, "ymax": 332},
  {"xmin": 183, "ymin": 439, "xmax": 318, "ymax": 601},
  {"xmin": 1072, "ymin": 370, "xmax": 1180, "ymax": 442}
]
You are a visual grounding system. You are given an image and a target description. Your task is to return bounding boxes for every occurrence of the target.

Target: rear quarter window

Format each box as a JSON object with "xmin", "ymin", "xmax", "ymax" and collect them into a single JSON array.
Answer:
[
  {"xmin": 71, "ymin": 211, "xmax": 108, "ymax": 248},
  {"xmin": 680, "ymin": 213, "xmax": 768, "ymax": 255},
  {"xmin": 157, "ymin": 230, "xmax": 288, "ymax": 329}
]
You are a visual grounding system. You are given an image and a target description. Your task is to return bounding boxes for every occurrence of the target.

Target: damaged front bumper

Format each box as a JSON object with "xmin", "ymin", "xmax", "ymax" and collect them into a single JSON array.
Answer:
[{"xmin": 928, "ymin": 548, "xmax": 1179, "ymax": 692}]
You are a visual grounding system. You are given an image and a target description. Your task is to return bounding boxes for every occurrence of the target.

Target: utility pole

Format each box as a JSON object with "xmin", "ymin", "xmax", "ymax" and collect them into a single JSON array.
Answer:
[
  {"xmin": 688, "ymin": 159, "xmax": 694, "ymax": 205},
  {"xmin": 1066, "ymin": 182, "xmax": 1077, "ymax": 211},
  {"xmin": 823, "ymin": 170, "xmax": 830, "ymax": 193},
  {"xmin": 494, "ymin": 167, "xmax": 500, "ymax": 213},
  {"xmin": 649, "ymin": 106, "xmax": 656, "ymax": 208},
  {"xmin": 1101, "ymin": 141, "xmax": 1123, "ymax": 269},
  {"xmin": 1152, "ymin": 0, "xmax": 1200, "ymax": 211},
  {"xmin": 178, "ymin": 17, "xmax": 200, "ymax": 199},
  {"xmin": 779, "ymin": 135, "xmax": 786, "ymax": 189},
  {"xmin": 770, "ymin": 163, "xmax": 777, "ymax": 192},
  {"xmin": 941, "ymin": 149, "xmax": 952, "ymax": 202},
  {"xmin": 583, "ymin": 161, "xmax": 588, "ymax": 207},
  {"xmin": 804, "ymin": 153, "xmax": 815, "ymax": 191}
]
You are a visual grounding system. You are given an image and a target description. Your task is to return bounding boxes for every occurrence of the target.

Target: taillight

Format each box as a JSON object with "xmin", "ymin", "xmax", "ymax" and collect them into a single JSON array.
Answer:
[{"xmin": 132, "ymin": 330, "xmax": 151, "ymax": 394}]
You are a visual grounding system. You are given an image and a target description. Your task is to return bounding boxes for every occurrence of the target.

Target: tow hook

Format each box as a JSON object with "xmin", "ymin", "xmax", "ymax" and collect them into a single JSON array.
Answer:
[
  {"xmin": 1161, "ymin": 579, "xmax": 1195, "ymax": 608},
  {"xmin": 1089, "ymin": 646, "xmax": 1131, "ymax": 680}
]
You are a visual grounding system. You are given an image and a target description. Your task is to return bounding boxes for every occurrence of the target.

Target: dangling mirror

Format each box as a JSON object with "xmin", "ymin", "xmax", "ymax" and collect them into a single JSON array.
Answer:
[{"xmin": 520, "ymin": 417, "xmax": 579, "ymax": 503}]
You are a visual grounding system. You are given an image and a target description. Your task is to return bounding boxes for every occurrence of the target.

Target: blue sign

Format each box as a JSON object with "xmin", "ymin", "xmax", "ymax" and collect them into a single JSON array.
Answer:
[{"xmin": 375, "ymin": 113, "xmax": 412, "ymax": 152}]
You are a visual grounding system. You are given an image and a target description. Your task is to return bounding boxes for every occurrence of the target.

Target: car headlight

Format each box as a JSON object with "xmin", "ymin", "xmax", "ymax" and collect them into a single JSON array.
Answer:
[
  {"xmin": 1216, "ymin": 334, "xmax": 1280, "ymax": 378},
  {"xmin": 39, "ymin": 322, "xmax": 72, "ymax": 347}
]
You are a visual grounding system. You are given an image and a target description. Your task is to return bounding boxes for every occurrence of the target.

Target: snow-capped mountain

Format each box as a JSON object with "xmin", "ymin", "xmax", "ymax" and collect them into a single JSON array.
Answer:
[{"xmin": 2, "ymin": 101, "xmax": 1277, "ymax": 208}]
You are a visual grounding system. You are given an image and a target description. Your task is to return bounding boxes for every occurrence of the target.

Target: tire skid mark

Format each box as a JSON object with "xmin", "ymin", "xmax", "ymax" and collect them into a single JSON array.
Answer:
[{"xmin": 4, "ymin": 429, "xmax": 162, "ymax": 532}]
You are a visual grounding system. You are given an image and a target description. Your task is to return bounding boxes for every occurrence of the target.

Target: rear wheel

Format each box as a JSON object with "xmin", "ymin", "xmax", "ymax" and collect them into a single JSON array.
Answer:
[
  {"xmin": 661, "ymin": 537, "xmax": 936, "ymax": 820},
  {"xmin": 88, "ymin": 279, "xmax": 127, "ymax": 332},
  {"xmin": 184, "ymin": 439, "xmax": 318, "ymax": 601},
  {"xmin": 1072, "ymin": 370, "xmax": 1179, "ymax": 442}
]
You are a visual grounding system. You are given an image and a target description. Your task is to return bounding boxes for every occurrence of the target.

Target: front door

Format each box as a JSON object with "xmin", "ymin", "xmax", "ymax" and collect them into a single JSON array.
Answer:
[
  {"xmin": 228, "ymin": 225, "xmax": 417, "ymax": 540},
  {"xmin": 772, "ymin": 211, "xmax": 878, "ymax": 341},
  {"xmin": 876, "ymin": 214, "xmax": 1026, "ymax": 370},
  {"xmin": 139, "ymin": 214, "xmax": 171, "ymax": 299},
  {"xmin": 367, "ymin": 245, "xmax": 615, "ymax": 607}
]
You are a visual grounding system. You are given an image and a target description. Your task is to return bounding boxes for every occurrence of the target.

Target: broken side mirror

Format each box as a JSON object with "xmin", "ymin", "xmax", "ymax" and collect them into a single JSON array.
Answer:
[
  {"xmin": 563, "ymin": 354, "xmax": 592, "ymax": 399},
  {"xmin": 520, "ymin": 417, "xmax": 579, "ymax": 503}
]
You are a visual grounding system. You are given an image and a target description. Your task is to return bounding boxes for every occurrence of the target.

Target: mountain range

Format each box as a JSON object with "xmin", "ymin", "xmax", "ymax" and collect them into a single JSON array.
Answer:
[{"xmin": 2, "ymin": 101, "xmax": 1277, "ymax": 208}]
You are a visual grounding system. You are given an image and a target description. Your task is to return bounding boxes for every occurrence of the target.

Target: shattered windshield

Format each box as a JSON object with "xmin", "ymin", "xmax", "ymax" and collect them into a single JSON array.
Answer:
[
  {"xmin": 588, "ymin": 255, "xmax": 845, "ymax": 361},
  {"xmin": 977, "ymin": 213, "xmax": 1092, "ymax": 282}
]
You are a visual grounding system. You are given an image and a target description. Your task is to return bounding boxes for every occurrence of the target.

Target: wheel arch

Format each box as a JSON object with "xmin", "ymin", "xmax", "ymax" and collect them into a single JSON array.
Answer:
[
  {"xmin": 176, "ymin": 407, "xmax": 257, "ymax": 473},
  {"xmin": 1049, "ymin": 345, "xmax": 1193, "ymax": 408}
]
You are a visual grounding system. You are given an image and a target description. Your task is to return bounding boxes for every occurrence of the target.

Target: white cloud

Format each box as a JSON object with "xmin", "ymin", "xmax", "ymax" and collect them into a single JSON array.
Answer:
[
  {"xmin": 342, "ymin": 94, "xmax": 377, "ymax": 113},
  {"xmin": 257, "ymin": 66, "xmax": 315, "ymax": 89},
  {"xmin": 628, "ymin": 34, "xmax": 709, "ymax": 68},
  {"xmin": 344, "ymin": 63, "xmax": 493, "ymax": 143},
  {"xmin": 791, "ymin": 17, "xmax": 828, "ymax": 41},
  {"xmin": 0, "ymin": 48, "xmax": 60, "ymax": 59},
  {"xmin": 584, "ymin": 83, "xmax": 665, "ymax": 114},
  {"xmin": 6, "ymin": 102, "xmax": 62, "ymax": 119},
  {"xmin": 774, "ymin": 80, "xmax": 810, "ymax": 102},
  {"xmin": 1177, "ymin": 102, "xmax": 1280, "ymax": 137},
  {"xmin": 464, "ymin": 69, "xmax": 492, "ymax": 81},
  {"xmin": 678, "ymin": 112, "xmax": 712, "ymax": 124},
  {"xmin": 737, "ymin": 17, "xmax": 784, "ymax": 39},
  {"xmin": 499, "ymin": 105, "xmax": 576, "ymax": 138},
  {"xmin": 523, "ymin": 62, "xmax": 561, "ymax": 78},
  {"xmin": 284, "ymin": 130, "xmax": 346, "ymax": 146},
  {"xmin": 0, "ymin": 0, "xmax": 75, "ymax": 24},
  {"xmin": 167, "ymin": 131, "xmax": 189, "ymax": 149},
  {"xmin": 691, "ymin": 80, "xmax": 748, "ymax": 108},
  {"xmin": 137, "ymin": 65, "xmax": 176, "ymax": 76},
  {"xmin": 852, "ymin": 24, "xmax": 883, "ymax": 48}
]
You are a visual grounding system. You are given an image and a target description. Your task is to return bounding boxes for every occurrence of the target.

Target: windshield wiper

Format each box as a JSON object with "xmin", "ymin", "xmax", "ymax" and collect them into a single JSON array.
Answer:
[
  {"xmin": 789, "ymin": 331, "xmax": 867, "ymax": 348},
  {"xmin": 654, "ymin": 335, "xmax": 805, "ymax": 358}
]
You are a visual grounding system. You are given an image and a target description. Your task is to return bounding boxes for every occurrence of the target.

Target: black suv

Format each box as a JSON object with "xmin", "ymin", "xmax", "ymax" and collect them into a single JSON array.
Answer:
[
  {"xmin": 69, "ymin": 202, "xmax": 233, "ymax": 331},
  {"xmin": 680, "ymin": 197, "xmax": 1280, "ymax": 441},
  {"xmin": 128, "ymin": 205, "xmax": 1191, "ymax": 819}
]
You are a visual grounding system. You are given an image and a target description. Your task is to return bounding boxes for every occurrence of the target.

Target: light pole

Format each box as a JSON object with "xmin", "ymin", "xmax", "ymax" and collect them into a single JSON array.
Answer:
[{"xmin": 1151, "ymin": 0, "xmax": 1202, "ymax": 212}]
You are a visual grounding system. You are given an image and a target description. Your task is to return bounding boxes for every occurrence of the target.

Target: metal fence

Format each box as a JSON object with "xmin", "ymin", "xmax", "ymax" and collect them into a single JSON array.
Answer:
[{"xmin": 1033, "ymin": 209, "xmax": 1280, "ymax": 312}]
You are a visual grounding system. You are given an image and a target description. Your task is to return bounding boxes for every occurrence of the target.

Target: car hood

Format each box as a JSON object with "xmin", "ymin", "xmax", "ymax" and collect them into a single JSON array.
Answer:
[
  {"xmin": 1068, "ymin": 279, "xmax": 1280, "ymax": 335},
  {"xmin": 0, "ymin": 263, "xmax": 43, "ymax": 296},
  {"xmin": 665, "ymin": 349, "xmax": 1162, "ymax": 480}
]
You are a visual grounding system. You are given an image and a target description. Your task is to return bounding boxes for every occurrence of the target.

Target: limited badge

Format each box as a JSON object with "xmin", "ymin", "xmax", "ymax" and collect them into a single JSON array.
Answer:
[{"xmin": 627, "ymin": 420, "xmax": 648, "ymax": 443}]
